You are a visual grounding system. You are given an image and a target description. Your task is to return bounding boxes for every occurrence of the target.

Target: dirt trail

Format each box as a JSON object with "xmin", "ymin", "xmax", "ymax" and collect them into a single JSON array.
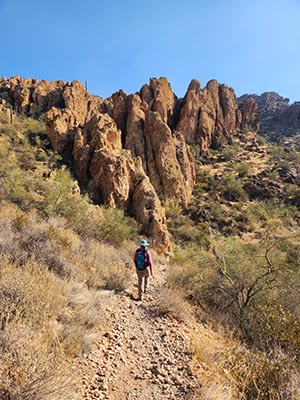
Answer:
[{"xmin": 76, "ymin": 263, "xmax": 199, "ymax": 400}]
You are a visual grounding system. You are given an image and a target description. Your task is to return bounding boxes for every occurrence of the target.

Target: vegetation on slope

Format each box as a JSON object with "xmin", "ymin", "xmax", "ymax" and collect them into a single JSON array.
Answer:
[
  {"xmin": 0, "ymin": 115, "xmax": 140, "ymax": 399},
  {"xmin": 166, "ymin": 132, "xmax": 300, "ymax": 399},
  {"xmin": 1, "ymin": 113, "xmax": 300, "ymax": 399}
]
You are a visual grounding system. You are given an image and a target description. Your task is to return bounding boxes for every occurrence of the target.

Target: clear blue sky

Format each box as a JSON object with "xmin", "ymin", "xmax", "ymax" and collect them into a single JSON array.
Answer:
[{"xmin": 2, "ymin": 0, "xmax": 300, "ymax": 102}]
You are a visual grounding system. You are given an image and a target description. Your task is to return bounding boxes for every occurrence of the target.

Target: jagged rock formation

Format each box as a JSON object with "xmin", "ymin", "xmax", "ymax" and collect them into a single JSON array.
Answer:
[
  {"xmin": 0, "ymin": 76, "xmax": 259, "ymax": 251},
  {"xmin": 108, "ymin": 78, "xmax": 196, "ymax": 206},
  {"xmin": 108, "ymin": 77, "xmax": 257, "ymax": 202},
  {"xmin": 239, "ymin": 92, "xmax": 300, "ymax": 137},
  {"xmin": 0, "ymin": 77, "xmax": 170, "ymax": 252},
  {"xmin": 177, "ymin": 79, "xmax": 241, "ymax": 152},
  {"xmin": 239, "ymin": 92, "xmax": 290, "ymax": 119}
]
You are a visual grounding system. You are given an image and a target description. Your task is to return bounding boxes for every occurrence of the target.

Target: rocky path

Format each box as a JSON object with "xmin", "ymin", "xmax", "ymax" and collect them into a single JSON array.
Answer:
[{"xmin": 76, "ymin": 263, "xmax": 199, "ymax": 400}]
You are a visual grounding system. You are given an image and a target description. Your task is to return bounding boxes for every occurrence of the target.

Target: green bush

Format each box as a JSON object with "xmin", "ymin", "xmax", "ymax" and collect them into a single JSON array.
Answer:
[
  {"xmin": 0, "ymin": 116, "xmax": 90, "ymax": 222},
  {"xmin": 220, "ymin": 144, "xmax": 241, "ymax": 161},
  {"xmin": 233, "ymin": 161, "xmax": 253, "ymax": 177},
  {"xmin": 168, "ymin": 214, "xmax": 211, "ymax": 248},
  {"xmin": 285, "ymin": 183, "xmax": 300, "ymax": 204},
  {"xmin": 221, "ymin": 174, "xmax": 248, "ymax": 201},
  {"xmin": 96, "ymin": 207, "xmax": 139, "ymax": 245},
  {"xmin": 243, "ymin": 200, "xmax": 296, "ymax": 229},
  {"xmin": 42, "ymin": 169, "xmax": 90, "ymax": 220}
]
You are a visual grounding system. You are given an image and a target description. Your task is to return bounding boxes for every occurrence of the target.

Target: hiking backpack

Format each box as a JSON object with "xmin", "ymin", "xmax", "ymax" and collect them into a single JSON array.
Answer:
[{"xmin": 135, "ymin": 249, "xmax": 148, "ymax": 270}]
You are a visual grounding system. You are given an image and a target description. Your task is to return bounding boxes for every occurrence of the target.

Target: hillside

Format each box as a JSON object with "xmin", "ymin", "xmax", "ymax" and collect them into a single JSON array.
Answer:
[{"xmin": 1, "ymin": 77, "xmax": 300, "ymax": 399}]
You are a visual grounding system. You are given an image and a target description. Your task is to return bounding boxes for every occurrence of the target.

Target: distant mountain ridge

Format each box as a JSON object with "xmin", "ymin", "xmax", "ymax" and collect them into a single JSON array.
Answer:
[{"xmin": 238, "ymin": 92, "xmax": 300, "ymax": 138}]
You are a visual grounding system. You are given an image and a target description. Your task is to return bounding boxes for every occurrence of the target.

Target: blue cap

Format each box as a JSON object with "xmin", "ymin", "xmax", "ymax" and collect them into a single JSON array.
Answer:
[{"xmin": 140, "ymin": 239, "xmax": 150, "ymax": 246}]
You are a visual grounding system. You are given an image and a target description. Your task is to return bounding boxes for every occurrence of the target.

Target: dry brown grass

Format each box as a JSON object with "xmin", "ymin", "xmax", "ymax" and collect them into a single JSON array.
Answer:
[
  {"xmin": 0, "ymin": 327, "xmax": 79, "ymax": 400},
  {"xmin": 192, "ymin": 323, "xmax": 300, "ymax": 400},
  {"xmin": 0, "ymin": 200, "xmax": 136, "ymax": 398},
  {"xmin": 0, "ymin": 260, "xmax": 80, "ymax": 399},
  {"xmin": 192, "ymin": 325, "xmax": 237, "ymax": 400},
  {"xmin": 154, "ymin": 287, "xmax": 193, "ymax": 324}
]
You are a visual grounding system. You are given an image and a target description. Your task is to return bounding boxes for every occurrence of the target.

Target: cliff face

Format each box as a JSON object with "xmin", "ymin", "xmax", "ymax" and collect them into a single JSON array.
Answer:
[{"xmin": 0, "ymin": 76, "xmax": 258, "ymax": 251}]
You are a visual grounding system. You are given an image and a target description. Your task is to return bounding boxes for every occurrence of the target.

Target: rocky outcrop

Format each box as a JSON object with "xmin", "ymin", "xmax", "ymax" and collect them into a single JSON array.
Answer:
[
  {"xmin": 0, "ymin": 76, "xmax": 171, "ymax": 253},
  {"xmin": 0, "ymin": 76, "xmax": 66, "ymax": 115},
  {"xmin": 109, "ymin": 77, "xmax": 256, "ymax": 204},
  {"xmin": 238, "ymin": 97, "xmax": 259, "ymax": 132},
  {"xmin": 111, "ymin": 78, "xmax": 195, "ymax": 207},
  {"xmin": 238, "ymin": 92, "xmax": 300, "ymax": 137},
  {"xmin": 0, "ymin": 75, "xmax": 260, "ymax": 252},
  {"xmin": 140, "ymin": 77, "xmax": 177, "ymax": 127},
  {"xmin": 164, "ymin": 78, "xmax": 256, "ymax": 154}
]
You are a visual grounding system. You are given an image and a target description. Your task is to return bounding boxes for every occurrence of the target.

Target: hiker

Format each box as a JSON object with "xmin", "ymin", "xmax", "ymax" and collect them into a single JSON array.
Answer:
[{"xmin": 134, "ymin": 239, "xmax": 153, "ymax": 301}]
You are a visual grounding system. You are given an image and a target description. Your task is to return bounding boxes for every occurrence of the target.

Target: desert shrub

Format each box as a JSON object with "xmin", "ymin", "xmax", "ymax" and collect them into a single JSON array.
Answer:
[
  {"xmin": 266, "ymin": 169, "xmax": 280, "ymax": 180},
  {"xmin": 220, "ymin": 174, "xmax": 248, "ymax": 201},
  {"xmin": 96, "ymin": 207, "xmax": 139, "ymax": 245},
  {"xmin": 41, "ymin": 169, "xmax": 90, "ymax": 221},
  {"xmin": 248, "ymin": 304, "xmax": 300, "ymax": 356},
  {"xmin": 0, "ymin": 328, "xmax": 79, "ymax": 400},
  {"xmin": 193, "ymin": 169, "xmax": 215, "ymax": 194},
  {"xmin": 0, "ymin": 115, "xmax": 60, "ymax": 167},
  {"xmin": 167, "ymin": 244, "xmax": 201, "ymax": 291},
  {"xmin": 285, "ymin": 183, "xmax": 300, "ymax": 204},
  {"xmin": 0, "ymin": 262, "xmax": 65, "ymax": 330},
  {"xmin": 269, "ymin": 143, "xmax": 300, "ymax": 165},
  {"xmin": 169, "ymin": 229, "xmax": 300, "ymax": 360},
  {"xmin": 227, "ymin": 347, "xmax": 293, "ymax": 400},
  {"xmin": 103, "ymin": 264, "xmax": 132, "ymax": 292},
  {"xmin": 203, "ymin": 200, "xmax": 224, "ymax": 221},
  {"xmin": 168, "ymin": 214, "xmax": 211, "ymax": 248},
  {"xmin": 154, "ymin": 287, "xmax": 192, "ymax": 323},
  {"xmin": 0, "ymin": 115, "xmax": 90, "ymax": 223},
  {"xmin": 233, "ymin": 161, "xmax": 253, "ymax": 177},
  {"xmin": 74, "ymin": 239, "xmax": 134, "ymax": 290},
  {"xmin": 193, "ymin": 325, "xmax": 299, "ymax": 400},
  {"xmin": 268, "ymin": 143, "xmax": 286, "ymax": 162},
  {"xmin": 57, "ymin": 281, "xmax": 105, "ymax": 356},
  {"xmin": 0, "ymin": 261, "xmax": 79, "ymax": 399},
  {"xmin": 243, "ymin": 199, "xmax": 296, "ymax": 229},
  {"xmin": 220, "ymin": 144, "xmax": 241, "ymax": 162},
  {"xmin": 256, "ymin": 135, "xmax": 267, "ymax": 145},
  {"xmin": 0, "ymin": 211, "xmax": 79, "ymax": 278},
  {"xmin": 164, "ymin": 198, "xmax": 183, "ymax": 217}
]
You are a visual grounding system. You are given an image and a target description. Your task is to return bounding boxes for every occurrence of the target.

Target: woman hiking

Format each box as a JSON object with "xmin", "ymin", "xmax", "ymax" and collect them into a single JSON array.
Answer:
[{"xmin": 133, "ymin": 239, "xmax": 153, "ymax": 301}]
